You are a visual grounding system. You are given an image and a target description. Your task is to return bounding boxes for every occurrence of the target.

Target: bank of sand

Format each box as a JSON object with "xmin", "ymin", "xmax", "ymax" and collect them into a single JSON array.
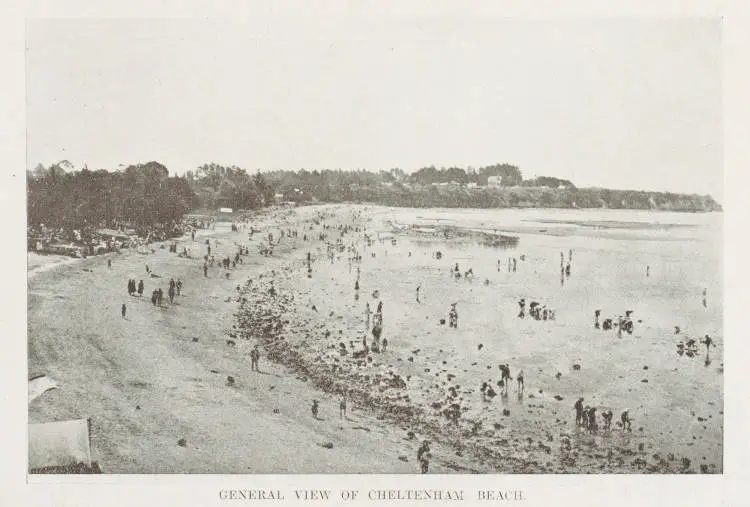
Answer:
[
  {"xmin": 28, "ymin": 204, "xmax": 722, "ymax": 473},
  {"xmin": 28, "ymin": 206, "xmax": 481, "ymax": 473}
]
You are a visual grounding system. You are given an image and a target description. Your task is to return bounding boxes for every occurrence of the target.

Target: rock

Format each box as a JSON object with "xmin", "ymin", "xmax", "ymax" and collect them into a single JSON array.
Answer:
[
  {"xmin": 177, "ymin": 438, "xmax": 187, "ymax": 447},
  {"xmin": 502, "ymin": 409, "xmax": 511, "ymax": 416},
  {"xmin": 572, "ymin": 364, "xmax": 581, "ymax": 371},
  {"xmin": 192, "ymin": 337, "xmax": 199, "ymax": 342},
  {"xmin": 643, "ymin": 366, "xmax": 648, "ymax": 370},
  {"xmin": 553, "ymin": 395, "xmax": 564, "ymax": 401},
  {"xmin": 641, "ymin": 379, "xmax": 648, "ymax": 383},
  {"xmin": 398, "ymin": 456, "xmax": 408, "ymax": 462},
  {"xmin": 320, "ymin": 442, "xmax": 334, "ymax": 449},
  {"xmin": 226, "ymin": 376, "xmax": 235, "ymax": 386},
  {"xmin": 135, "ymin": 405, "xmax": 141, "ymax": 410}
]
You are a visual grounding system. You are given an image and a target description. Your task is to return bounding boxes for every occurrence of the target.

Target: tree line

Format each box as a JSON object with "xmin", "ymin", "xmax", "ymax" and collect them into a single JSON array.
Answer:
[{"xmin": 27, "ymin": 160, "xmax": 721, "ymax": 230}]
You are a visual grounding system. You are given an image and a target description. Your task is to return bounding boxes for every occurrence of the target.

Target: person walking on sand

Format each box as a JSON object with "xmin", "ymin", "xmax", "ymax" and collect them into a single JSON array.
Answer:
[
  {"xmin": 702, "ymin": 288, "xmax": 707, "ymax": 308},
  {"xmin": 311, "ymin": 400, "xmax": 320, "ymax": 419},
  {"xmin": 137, "ymin": 279, "xmax": 144, "ymax": 297},
  {"xmin": 417, "ymin": 440, "xmax": 431, "ymax": 474},
  {"xmin": 646, "ymin": 265, "xmax": 650, "ymax": 277},
  {"xmin": 121, "ymin": 303, "xmax": 127, "ymax": 319},
  {"xmin": 204, "ymin": 263, "xmax": 208, "ymax": 277},
  {"xmin": 574, "ymin": 397, "xmax": 585, "ymax": 426},
  {"xmin": 250, "ymin": 345, "xmax": 260, "ymax": 372},
  {"xmin": 176, "ymin": 279, "xmax": 182, "ymax": 296},
  {"xmin": 416, "ymin": 285, "xmax": 421, "ymax": 303},
  {"xmin": 108, "ymin": 259, "xmax": 112, "ymax": 269},
  {"xmin": 516, "ymin": 369, "xmax": 524, "ymax": 393},
  {"xmin": 620, "ymin": 409, "xmax": 632, "ymax": 432},
  {"xmin": 339, "ymin": 393, "xmax": 347, "ymax": 419},
  {"xmin": 448, "ymin": 303, "xmax": 458, "ymax": 328}
]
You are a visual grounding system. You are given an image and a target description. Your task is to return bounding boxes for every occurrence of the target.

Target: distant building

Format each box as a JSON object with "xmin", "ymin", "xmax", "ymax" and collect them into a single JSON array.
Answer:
[{"xmin": 487, "ymin": 176, "xmax": 502, "ymax": 188}]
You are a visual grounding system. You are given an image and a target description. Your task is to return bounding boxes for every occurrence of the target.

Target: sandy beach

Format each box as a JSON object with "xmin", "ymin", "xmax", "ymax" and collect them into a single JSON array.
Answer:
[
  {"xmin": 28, "ymin": 206, "xmax": 482, "ymax": 473},
  {"xmin": 28, "ymin": 204, "xmax": 722, "ymax": 474}
]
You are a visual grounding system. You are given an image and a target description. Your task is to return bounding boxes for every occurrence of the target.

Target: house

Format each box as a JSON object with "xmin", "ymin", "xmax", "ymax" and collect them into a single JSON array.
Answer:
[{"xmin": 487, "ymin": 176, "xmax": 502, "ymax": 188}]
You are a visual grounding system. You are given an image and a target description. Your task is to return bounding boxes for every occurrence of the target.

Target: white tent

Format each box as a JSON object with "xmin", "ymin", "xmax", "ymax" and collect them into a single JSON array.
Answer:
[{"xmin": 29, "ymin": 418, "xmax": 93, "ymax": 471}]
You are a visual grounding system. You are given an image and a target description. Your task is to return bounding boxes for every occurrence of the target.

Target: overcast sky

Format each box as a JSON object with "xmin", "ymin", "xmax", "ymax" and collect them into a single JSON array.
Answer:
[{"xmin": 26, "ymin": 18, "xmax": 722, "ymax": 200}]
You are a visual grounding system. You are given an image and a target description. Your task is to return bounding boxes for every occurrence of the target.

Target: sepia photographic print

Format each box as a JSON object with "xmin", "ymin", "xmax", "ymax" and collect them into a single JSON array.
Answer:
[{"xmin": 16, "ymin": 8, "xmax": 733, "ymax": 503}]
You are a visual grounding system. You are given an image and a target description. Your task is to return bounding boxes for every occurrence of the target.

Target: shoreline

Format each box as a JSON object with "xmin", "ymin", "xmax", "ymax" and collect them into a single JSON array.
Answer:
[
  {"xmin": 28, "ymin": 205, "xmax": 480, "ymax": 473},
  {"xmin": 234, "ymin": 207, "xmax": 714, "ymax": 474},
  {"xmin": 27, "ymin": 204, "xmax": 721, "ymax": 474}
]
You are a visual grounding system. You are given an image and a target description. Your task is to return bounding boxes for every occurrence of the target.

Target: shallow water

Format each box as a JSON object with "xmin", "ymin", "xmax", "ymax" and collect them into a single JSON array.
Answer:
[{"xmin": 335, "ymin": 207, "xmax": 723, "ymax": 469}]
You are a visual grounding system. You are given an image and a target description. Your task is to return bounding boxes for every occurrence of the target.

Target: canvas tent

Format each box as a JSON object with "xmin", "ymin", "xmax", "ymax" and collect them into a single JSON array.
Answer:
[
  {"xmin": 28, "ymin": 376, "xmax": 101, "ymax": 473},
  {"xmin": 28, "ymin": 418, "xmax": 100, "ymax": 473}
]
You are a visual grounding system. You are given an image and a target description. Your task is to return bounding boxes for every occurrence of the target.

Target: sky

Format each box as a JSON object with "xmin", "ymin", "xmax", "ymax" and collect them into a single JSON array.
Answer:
[{"xmin": 26, "ymin": 17, "xmax": 722, "ymax": 201}]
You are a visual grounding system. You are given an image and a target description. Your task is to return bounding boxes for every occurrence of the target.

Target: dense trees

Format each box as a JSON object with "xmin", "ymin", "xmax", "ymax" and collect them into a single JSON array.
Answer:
[
  {"xmin": 27, "ymin": 159, "xmax": 722, "ymax": 230},
  {"xmin": 27, "ymin": 161, "xmax": 196, "ymax": 228}
]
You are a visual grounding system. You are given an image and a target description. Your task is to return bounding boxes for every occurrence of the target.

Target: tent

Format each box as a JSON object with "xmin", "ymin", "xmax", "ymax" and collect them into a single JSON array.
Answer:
[{"xmin": 29, "ymin": 418, "xmax": 101, "ymax": 473}]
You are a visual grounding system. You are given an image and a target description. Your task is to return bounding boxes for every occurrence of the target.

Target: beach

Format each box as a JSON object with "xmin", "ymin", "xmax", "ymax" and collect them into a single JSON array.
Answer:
[{"xmin": 28, "ymin": 204, "xmax": 723, "ymax": 474}]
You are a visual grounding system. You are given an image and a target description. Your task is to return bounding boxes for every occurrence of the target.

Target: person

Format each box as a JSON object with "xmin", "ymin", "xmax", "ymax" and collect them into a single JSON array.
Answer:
[
  {"xmin": 574, "ymin": 398, "xmax": 585, "ymax": 426},
  {"xmin": 416, "ymin": 285, "xmax": 421, "ymax": 303},
  {"xmin": 382, "ymin": 338, "xmax": 388, "ymax": 352},
  {"xmin": 594, "ymin": 310, "xmax": 601, "ymax": 329},
  {"xmin": 204, "ymin": 263, "xmax": 208, "ymax": 277},
  {"xmin": 646, "ymin": 265, "xmax": 650, "ymax": 277},
  {"xmin": 587, "ymin": 407, "xmax": 597, "ymax": 434},
  {"xmin": 449, "ymin": 303, "xmax": 458, "ymax": 328},
  {"xmin": 512, "ymin": 258, "xmax": 517, "ymax": 272},
  {"xmin": 621, "ymin": 409, "xmax": 632, "ymax": 432},
  {"xmin": 602, "ymin": 410, "xmax": 613, "ymax": 431},
  {"xmin": 137, "ymin": 279, "xmax": 144, "ymax": 297},
  {"xmin": 339, "ymin": 393, "xmax": 347, "ymax": 419},
  {"xmin": 176, "ymin": 279, "xmax": 182, "ymax": 296},
  {"xmin": 311, "ymin": 400, "xmax": 319, "ymax": 419},
  {"xmin": 108, "ymin": 259, "xmax": 112, "ymax": 269},
  {"xmin": 703, "ymin": 334, "xmax": 714, "ymax": 354},
  {"xmin": 250, "ymin": 345, "xmax": 260, "ymax": 372},
  {"xmin": 518, "ymin": 298, "xmax": 526, "ymax": 319},
  {"xmin": 121, "ymin": 303, "xmax": 127, "ymax": 319},
  {"xmin": 702, "ymin": 288, "xmax": 707, "ymax": 308},
  {"xmin": 499, "ymin": 364, "xmax": 511, "ymax": 395},
  {"xmin": 516, "ymin": 369, "xmax": 524, "ymax": 393},
  {"xmin": 417, "ymin": 440, "xmax": 431, "ymax": 474}
]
